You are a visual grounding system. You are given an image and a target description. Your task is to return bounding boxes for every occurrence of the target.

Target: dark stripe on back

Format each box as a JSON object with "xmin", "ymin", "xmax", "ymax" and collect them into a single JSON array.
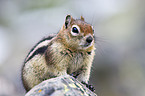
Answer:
[
  {"xmin": 24, "ymin": 35, "xmax": 55, "ymax": 63},
  {"xmin": 25, "ymin": 46, "xmax": 48, "ymax": 63}
]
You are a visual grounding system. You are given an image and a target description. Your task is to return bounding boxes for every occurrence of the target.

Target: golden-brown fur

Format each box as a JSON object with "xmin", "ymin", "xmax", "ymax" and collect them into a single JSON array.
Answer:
[{"xmin": 22, "ymin": 15, "xmax": 95, "ymax": 92}]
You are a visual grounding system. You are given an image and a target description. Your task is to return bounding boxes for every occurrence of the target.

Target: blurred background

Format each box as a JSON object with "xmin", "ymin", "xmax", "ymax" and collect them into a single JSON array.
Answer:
[{"xmin": 0, "ymin": 0, "xmax": 145, "ymax": 96}]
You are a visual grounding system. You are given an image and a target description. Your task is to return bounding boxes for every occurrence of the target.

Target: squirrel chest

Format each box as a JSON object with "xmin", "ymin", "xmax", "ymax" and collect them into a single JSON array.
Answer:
[{"xmin": 45, "ymin": 41, "xmax": 94, "ymax": 75}]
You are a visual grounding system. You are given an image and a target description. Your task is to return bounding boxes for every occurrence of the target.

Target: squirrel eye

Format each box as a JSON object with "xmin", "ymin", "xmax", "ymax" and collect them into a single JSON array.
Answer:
[
  {"xmin": 72, "ymin": 27, "xmax": 79, "ymax": 33},
  {"xmin": 71, "ymin": 25, "xmax": 80, "ymax": 36}
]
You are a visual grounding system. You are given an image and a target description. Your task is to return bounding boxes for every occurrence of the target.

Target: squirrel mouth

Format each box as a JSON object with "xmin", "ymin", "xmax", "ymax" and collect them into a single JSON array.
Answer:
[
  {"xmin": 84, "ymin": 42, "xmax": 91, "ymax": 47},
  {"xmin": 79, "ymin": 40, "xmax": 93, "ymax": 49}
]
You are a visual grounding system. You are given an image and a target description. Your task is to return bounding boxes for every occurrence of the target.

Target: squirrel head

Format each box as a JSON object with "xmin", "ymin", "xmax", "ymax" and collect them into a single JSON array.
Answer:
[{"xmin": 58, "ymin": 15, "xmax": 95, "ymax": 52}]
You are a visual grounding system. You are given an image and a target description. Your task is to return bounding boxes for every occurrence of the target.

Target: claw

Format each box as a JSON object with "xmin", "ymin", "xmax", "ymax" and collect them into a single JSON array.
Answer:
[
  {"xmin": 81, "ymin": 81, "xmax": 95, "ymax": 92},
  {"xmin": 70, "ymin": 72, "xmax": 80, "ymax": 78}
]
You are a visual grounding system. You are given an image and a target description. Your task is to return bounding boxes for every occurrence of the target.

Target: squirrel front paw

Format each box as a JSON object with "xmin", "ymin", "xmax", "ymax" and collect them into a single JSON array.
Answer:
[
  {"xmin": 70, "ymin": 72, "xmax": 80, "ymax": 78},
  {"xmin": 81, "ymin": 81, "xmax": 95, "ymax": 92}
]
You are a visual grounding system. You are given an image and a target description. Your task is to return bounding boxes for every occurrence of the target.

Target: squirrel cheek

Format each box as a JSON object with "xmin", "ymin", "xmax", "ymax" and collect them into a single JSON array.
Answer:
[{"xmin": 79, "ymin": 39, "xmax": 86, "ymax": 46}]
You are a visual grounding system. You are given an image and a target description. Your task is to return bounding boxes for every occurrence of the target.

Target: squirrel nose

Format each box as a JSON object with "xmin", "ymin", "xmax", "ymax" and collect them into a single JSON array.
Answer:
[{"xmin": 86, "ymin": 36, "xmax": 93, "ymax": 43}]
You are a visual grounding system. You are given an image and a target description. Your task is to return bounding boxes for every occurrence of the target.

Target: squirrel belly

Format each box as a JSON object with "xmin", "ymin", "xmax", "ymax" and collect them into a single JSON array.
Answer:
[{"xmin": 22, "ymin": 15, "xmax": 95, "ymax": 92}]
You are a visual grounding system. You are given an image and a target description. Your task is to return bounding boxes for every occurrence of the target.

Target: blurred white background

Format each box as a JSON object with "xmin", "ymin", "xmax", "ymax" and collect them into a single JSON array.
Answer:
[{"xmin": 0, "ymin": 0, "xmax": 145, "ymax": 96}]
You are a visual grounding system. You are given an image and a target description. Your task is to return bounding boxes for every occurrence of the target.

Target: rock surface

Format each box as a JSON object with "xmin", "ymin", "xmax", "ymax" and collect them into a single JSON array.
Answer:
[{"xmin": 25, "ymin": 75, "xmax": 97, "ymax": 96}]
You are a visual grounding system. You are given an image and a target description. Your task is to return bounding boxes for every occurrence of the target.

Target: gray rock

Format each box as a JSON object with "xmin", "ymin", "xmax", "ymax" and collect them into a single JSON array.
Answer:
[{"xmin": 25, "ymin": 75, "xmax": 97, "ymax": 96}]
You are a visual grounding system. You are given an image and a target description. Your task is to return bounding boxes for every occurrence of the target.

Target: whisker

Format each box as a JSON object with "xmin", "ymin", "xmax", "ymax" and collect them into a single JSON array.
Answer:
[
  {"xmin": 91, "ymin": 14, "xmax": 95, "ymax": 25},
  {"xmin": 94, "ymin": 36, "xmax": 111, "ymax": 57},
  {"xmin": 95, "ymin": 42, "xmax": 105, "ymax": 57}
]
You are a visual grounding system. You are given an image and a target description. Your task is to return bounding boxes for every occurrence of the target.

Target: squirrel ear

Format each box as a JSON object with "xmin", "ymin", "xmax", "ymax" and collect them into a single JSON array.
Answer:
[
  {"xmin": 65, "ymin": 15, "xmax": 73, "ymax": 29},
  {"xmin": 81, "ymin": 16, "xmax": 85, "ymax": 21}
]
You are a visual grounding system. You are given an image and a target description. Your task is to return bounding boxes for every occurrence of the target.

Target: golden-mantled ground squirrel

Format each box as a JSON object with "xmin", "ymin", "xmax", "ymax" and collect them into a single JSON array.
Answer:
[{"xmin": 22, "ymin": 15, "xmax": 96, "ymax": 92}]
